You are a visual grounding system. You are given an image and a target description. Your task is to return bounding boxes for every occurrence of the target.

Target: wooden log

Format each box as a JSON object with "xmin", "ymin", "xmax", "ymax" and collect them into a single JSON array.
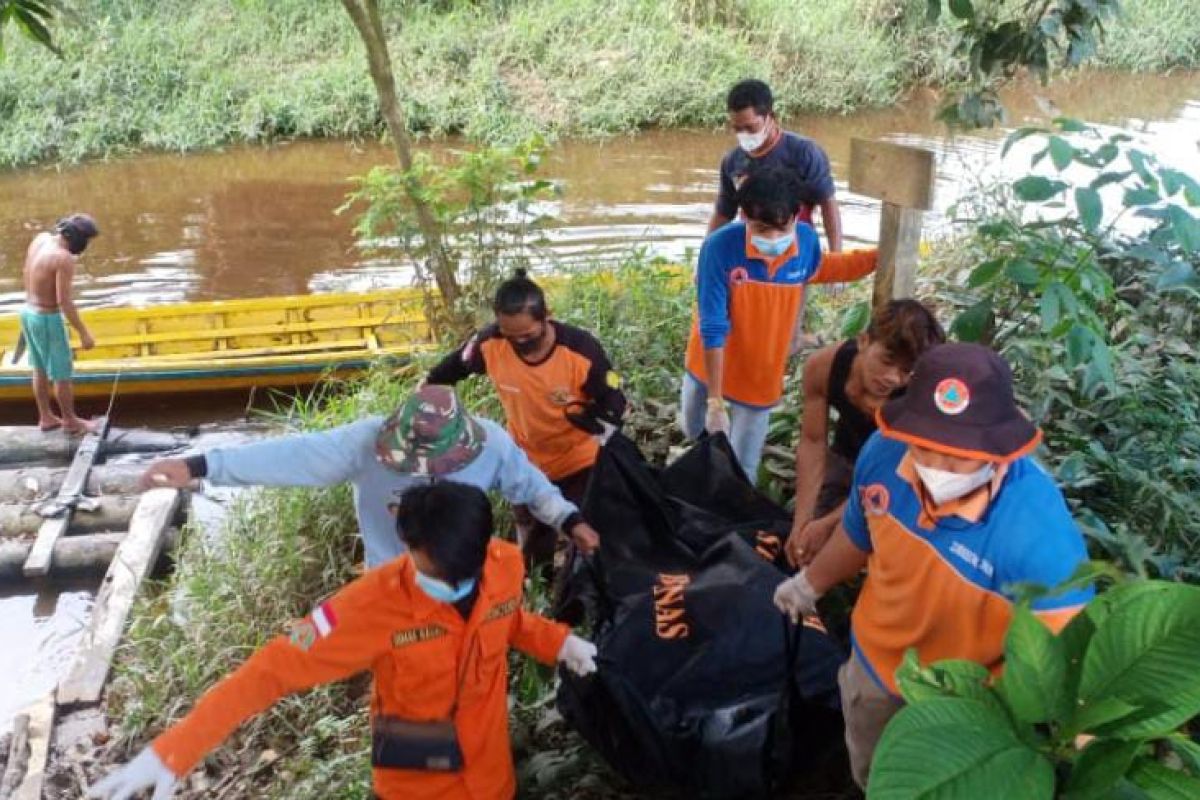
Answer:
[
  {"xmin": 6, "ymin": 692, "xmax": 54, "ymax": 800},
  {"xmin": 0, "ymin": 425, "xmax": 184, "ymax": 467},
  {"xmin": 0, "ymin": 533, "xmax": 125, "ymax": 583},
  {"xmin": 58, "ymin": 489, "xmax": 182, "ymax": 707},
  {"xmin": 0, "ymin": 464, "xmax": 143, "ymax": 504},
  {"xmin": 23, "ymin": 418, "xmax": 110, "ymax": 578},
  {"xmin": 0, "ymin": 713, "xmax": 30, "ymax": 796},
  {"xmin": 0, "ymin": 495, "xmax": 140, "ymax": 540}
]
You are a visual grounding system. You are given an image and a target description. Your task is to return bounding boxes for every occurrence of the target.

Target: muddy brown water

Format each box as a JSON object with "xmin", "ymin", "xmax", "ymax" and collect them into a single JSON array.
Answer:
[{"xmin": 0, "ymin": 69, "xmax": 1197, "ymax": 732}]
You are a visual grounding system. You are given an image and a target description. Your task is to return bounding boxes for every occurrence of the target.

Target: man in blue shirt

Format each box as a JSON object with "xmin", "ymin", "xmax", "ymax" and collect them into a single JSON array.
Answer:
[
  {"xmin": 139, "ymin": 385, "xmax": 597, "ymax": 567},
  {"xmin": 707, "ymin": 79, "xmax": 843, "ymax": 253}
]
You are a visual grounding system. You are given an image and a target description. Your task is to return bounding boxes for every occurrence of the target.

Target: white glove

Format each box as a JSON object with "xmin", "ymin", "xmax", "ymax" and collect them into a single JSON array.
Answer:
[
  {"xmin": 704, "ymin": 398, "xmax": 730, "ymax": 435},
  {"xmin": 557, "ymin": 634, "xmax": 598, "ymax": 677},
  {"xmin": 773, "ymin": 569, "xmax": 822, "ymax": 624},
  {"xmin": 87, "ymin": 746, "xmax": 178, "ymax": 800}
]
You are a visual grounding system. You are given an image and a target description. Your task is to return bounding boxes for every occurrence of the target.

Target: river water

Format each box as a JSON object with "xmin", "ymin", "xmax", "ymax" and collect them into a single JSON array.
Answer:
[
  {"xmin": 2, "ymin": 71, "xmax": 1198, "ymax": 312},
  {"xmin": 0, "ymin": 69, "xmax": 1198, "ymax": 732}
]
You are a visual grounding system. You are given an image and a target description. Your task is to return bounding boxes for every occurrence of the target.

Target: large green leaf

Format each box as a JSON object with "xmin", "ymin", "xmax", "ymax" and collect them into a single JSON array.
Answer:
[
  {"xmin": 1005, "ymin": 259, "xmax": 1041, "ymax": 287},
  {"xmin": 1077, "ymin": 582, "xmax": 1200, "ymax": 738},
  {"xmin": 948, "ymin": 0, "xmax": 974, "ymax": 20},
  {"xmin": 1127, "ymin": 758, "xmax": 1200, "ymax": 799},
  {"xmin": 998, "ymin": 606, "xmax": 1067, "ymax": 724},
  {"xmin": 869, "ymin": 697, "xmax": 1054, "ymax": 799},
  {"xmin": 1063, "ymin": 739, "xmax": 1144, "ymax": 800},
  {"xmin": 1015, "ymin": 176, "xmax": 1068, "ymax": 202},
  {"xmin": 1167, "ymin": 206, "xmax": 1200, "ymax": 253},
  {"xmin": 1075, "ymin": 187, "xmax": 1103, "ymax": 231},
  {"xmin": 1050, "ymin": 136, "xmax": 1075, "ymax": 171},
  {"xmin": 952, "ymin": 300, "xmax": 994, "ymax": 343}
]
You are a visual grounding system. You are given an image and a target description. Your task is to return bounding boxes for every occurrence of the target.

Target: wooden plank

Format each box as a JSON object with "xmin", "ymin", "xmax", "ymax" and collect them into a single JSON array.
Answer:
[
  {"xmin": 57, "ymin": 489, "xmax": 182, "ymax": 706},
  {"xmin": 873, "ymin": 202, "xmax": 925, "ymax": 306},
  {"xmin": 23, "ymin": 417, "xmax": 110, "ymax": 578},
  {"xmin": 0, "ymin": 712, "xmax": 30, "ymax": 796},
  {"xmin": 8, "ymin": 692, "xmax": 55, "ymax": 800},
  {"xmin": 849, "ymin": 138, "xmax": 936, "ymax": 210}
]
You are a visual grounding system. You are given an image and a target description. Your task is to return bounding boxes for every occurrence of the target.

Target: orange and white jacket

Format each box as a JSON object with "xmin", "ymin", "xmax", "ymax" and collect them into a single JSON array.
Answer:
[{"xmin": 151, "ymin": 539, "xmax": 569, "ymax": 799}]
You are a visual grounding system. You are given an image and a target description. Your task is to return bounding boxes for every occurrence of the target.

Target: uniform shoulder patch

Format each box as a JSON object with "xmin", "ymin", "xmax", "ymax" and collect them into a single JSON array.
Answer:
[
  {"xmin": 392, "ymin": 624, "xmax": 448, "ymax": 648},
  {"xmin": 288, "ymin": 620, "xmax": 318, "ymax": 652},
  {"xmin": 605, "ymin": 370, "xmax": 621, "ymax": 389},
  {"xmin": 483, "ymin": 597, "xmax": 519, "ymax": 622}
]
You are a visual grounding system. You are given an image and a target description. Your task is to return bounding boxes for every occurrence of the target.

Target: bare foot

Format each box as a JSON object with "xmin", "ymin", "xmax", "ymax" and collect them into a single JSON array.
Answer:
[
  {"xmin": 61, "ymin": 416, "xmax": 101, "ymax": 435},
  {"xmin": 38, "ymin": 415, "xmax": 63, "ymax": 432}
]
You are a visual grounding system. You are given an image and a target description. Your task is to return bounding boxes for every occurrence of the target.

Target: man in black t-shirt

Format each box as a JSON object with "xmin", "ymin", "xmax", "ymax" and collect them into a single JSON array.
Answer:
[{"xmin": 707, "ymin": 79, "xmax": 843, "ymax": 253}]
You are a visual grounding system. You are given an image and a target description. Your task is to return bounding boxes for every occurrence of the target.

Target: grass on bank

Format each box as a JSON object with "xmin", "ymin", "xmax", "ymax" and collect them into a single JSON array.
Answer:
[{"xmin": 3, "ymin": 0, "xmax": 1200, "ymax": 167}]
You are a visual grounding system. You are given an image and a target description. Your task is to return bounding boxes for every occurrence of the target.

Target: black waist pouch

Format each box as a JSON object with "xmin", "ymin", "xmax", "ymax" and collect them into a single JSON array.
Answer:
[{"xmin": 372, "ymin": 716, "xmax": 464, "ymax": 772}]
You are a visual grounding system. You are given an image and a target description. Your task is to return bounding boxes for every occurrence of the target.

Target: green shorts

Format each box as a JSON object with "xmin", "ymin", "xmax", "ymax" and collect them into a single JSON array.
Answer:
[{"xmin": 20, "ymin": 307, "xmax": 74, "ymax": 381}]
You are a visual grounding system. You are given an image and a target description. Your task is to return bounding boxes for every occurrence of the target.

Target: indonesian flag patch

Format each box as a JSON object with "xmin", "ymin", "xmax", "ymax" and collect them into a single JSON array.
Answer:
[{"xmin": 312, "ymin": 602, "xmax": 338, "ymax": 638}]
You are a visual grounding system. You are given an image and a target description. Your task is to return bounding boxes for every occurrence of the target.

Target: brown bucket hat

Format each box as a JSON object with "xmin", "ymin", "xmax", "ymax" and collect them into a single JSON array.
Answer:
[
  {"xmin": 877, "ymin": 343, "xmax": 1041, "ymax": 463},
  {"xmin": 376, "ymin": 385, "xmax": 485, "ymax": 476}
]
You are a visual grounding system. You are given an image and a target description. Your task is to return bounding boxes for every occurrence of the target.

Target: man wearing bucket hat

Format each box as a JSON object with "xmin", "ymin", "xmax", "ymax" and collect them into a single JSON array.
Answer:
[
  {"xmin": 772, "ymin": 343, "xmax": 1093, "ymax": 789},
  {"xmin": 139, "ymin": 384, "xmax": 597, "ymax": 568}
]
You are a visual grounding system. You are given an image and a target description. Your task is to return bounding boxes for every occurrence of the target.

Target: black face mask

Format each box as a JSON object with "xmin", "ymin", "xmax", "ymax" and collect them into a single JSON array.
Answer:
[{"xmin": 510, "ymin": 328, "xmax": 547, "ymax": 357}]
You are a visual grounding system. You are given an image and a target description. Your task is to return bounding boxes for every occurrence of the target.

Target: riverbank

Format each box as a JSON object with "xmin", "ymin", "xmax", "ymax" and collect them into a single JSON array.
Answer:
[{"xmin": 2, "ymin": 0, "xmax": 1199, "ymax": 167}]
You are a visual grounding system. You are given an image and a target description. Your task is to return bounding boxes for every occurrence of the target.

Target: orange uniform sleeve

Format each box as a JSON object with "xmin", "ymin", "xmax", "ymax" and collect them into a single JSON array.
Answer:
[
  {"xmin": 811, "ymin": 248, "xmax": 878, "ymax": 284},
  {"xmin": 151, "ymin": 573, "xmax": 393, "ymax": 777},
  {"xmin": 508, "ymin": 606, "xmax": 570, "ymax": 665},
  {"xmin": 1034, "ymin": 604, "xmax": 1086, "ymax": 634}
]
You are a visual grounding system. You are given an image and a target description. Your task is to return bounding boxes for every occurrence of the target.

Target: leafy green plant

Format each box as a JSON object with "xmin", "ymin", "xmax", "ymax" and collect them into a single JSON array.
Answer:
[
  {"xmin": 871, "ymin": 574, "xmax": 1200, "ymax": 798},
  {"xmin": 341, "ymin": 136, "xmax": 559, "ymax": 336},
  {"xmin": 929, "ymin": 119, "xmax": 1200, "ymax": 578},
  {"xmin": 927, "ymin": 0, "xmax": 1121, "ymax": 127},
  {"xmin": 0, "ymin": 0, "xmax": 58, "ymax": 57}
]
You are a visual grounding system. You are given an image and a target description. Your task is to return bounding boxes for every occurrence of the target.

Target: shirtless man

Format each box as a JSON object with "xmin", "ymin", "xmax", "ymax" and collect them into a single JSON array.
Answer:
[{"xmin": 21, "ymin": 214, "xmax": 100, "ymax": 433}]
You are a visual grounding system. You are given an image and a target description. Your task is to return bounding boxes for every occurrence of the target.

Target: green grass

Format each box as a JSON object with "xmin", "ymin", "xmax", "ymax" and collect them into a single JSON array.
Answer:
[{"xmin": 3, "ymin": 0, "xmax": 1198, "ymax": 167}]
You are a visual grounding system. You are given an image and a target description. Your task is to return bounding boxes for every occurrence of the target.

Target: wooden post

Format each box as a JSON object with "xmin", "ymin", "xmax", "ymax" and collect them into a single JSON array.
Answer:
[
  {"xmin": 23, "ymin": 417, "xmax": 110, "ymax": 578},
  {"xmin": 5, "ymin": 692, "xmax": 55, "ymax": 800},
  {"xmin": 57, "ymin": 488, "xmax": 182, "ymax": 706},
  {"xmin": 848, "ymin": 138, "xmax": 936, "ymax": 307}
]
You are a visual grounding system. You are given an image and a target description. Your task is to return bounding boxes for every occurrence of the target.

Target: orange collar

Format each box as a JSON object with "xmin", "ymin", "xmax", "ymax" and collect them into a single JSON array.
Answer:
[
  {"xmin": 896, "ymin": 452, "xmax": 1008, "ymax": 529},
  {"xmin": 743, "ymin": 225, "xmax": 799, "ymax": 274}
]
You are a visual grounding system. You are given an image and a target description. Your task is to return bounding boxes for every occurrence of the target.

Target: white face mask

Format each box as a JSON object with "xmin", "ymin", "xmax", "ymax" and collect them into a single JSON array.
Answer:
[
  {"xmin": 736, "ymin": 128, "xmax": 769, "ymax": 153},
  {"xmin": 913, "ymin": 461, "xmax": 996, "ymax": 506}
]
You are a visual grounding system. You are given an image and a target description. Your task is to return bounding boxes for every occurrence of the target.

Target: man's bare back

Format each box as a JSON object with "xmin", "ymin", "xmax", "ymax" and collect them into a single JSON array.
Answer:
[
  {"xmin": 19, "ymin": 215, "xmax": 100, "ymax": 433},
  {"xmin": 24, "ymin": 231, "xmax": 71, "ymax": 311}
]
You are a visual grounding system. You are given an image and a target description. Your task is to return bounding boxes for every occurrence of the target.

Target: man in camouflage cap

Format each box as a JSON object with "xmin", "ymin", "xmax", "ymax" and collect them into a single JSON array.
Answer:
[{"xmin": 140, "ymin": 384, "xmax": 597, "ymax": 567}]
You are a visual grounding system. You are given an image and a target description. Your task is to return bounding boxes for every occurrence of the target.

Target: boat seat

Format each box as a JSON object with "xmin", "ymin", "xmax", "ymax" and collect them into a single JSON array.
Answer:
[{"xmin": 90, "ymin": 313, "xmax": 428, "ymax": 350}]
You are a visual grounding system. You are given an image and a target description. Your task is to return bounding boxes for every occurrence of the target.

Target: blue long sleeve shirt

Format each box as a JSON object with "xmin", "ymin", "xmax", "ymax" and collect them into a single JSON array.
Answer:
[{"xmin": 204, "ymin": 416, "xmax": 579, "ymax": 567}]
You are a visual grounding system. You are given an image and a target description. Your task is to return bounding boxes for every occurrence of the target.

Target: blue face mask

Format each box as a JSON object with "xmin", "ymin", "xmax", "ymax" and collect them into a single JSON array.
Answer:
[
  {"xmin": 751, "ymin": 231, "xmax": 794, "ymax": 257},
  {"xmin": 415, "ymin": 571, "xmax": 477, "ymax": 604}
]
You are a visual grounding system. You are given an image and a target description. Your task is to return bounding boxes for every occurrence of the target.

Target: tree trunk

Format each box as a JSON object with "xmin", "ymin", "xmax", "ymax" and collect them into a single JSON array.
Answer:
[
  {"xmin": 0, "ymin": 532, "xmax": 125, "ymax": 583},
  {"xmin": 0, "ymin": 464, "xmax": 143, "ymax": 504},
  {"xmin": 0, "ymin": 495, "xmax": 141, "ymax": 539},
  {"xmin": 340, "ymin": 0, "xmax": 460, "ymax": 310}
]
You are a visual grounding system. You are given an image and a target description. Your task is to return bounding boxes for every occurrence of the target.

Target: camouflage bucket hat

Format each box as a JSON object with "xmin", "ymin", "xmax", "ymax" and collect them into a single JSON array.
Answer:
[{"xmin": 376, "ymin": 385, "xmax": 486, "ymax": 476}]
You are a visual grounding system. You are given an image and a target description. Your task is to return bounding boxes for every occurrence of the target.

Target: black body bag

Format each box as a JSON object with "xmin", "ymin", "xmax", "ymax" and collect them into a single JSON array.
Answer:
[{"xmin": 557, "ymin": 433, "xmax": 845, "ymax": 799}]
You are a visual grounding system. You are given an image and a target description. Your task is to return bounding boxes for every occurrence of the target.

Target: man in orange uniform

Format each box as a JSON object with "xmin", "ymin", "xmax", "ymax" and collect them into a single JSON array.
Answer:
[
  {"xmin": 87, "ymin": 482, "xmax": 598, "ymax": 800},
  {"xmin": 428, "ymin": 269, "xmax": 626, "ymax": 567},
  {"xmin": 683, "ymin": 166, "xmax": 877, "ymax": 481}
]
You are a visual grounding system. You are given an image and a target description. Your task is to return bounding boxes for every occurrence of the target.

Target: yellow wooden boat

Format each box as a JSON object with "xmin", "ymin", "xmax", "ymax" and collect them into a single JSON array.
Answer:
[{"xmin": 0, "ymin": 289, "xmax": 435, "ymax": 402}]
